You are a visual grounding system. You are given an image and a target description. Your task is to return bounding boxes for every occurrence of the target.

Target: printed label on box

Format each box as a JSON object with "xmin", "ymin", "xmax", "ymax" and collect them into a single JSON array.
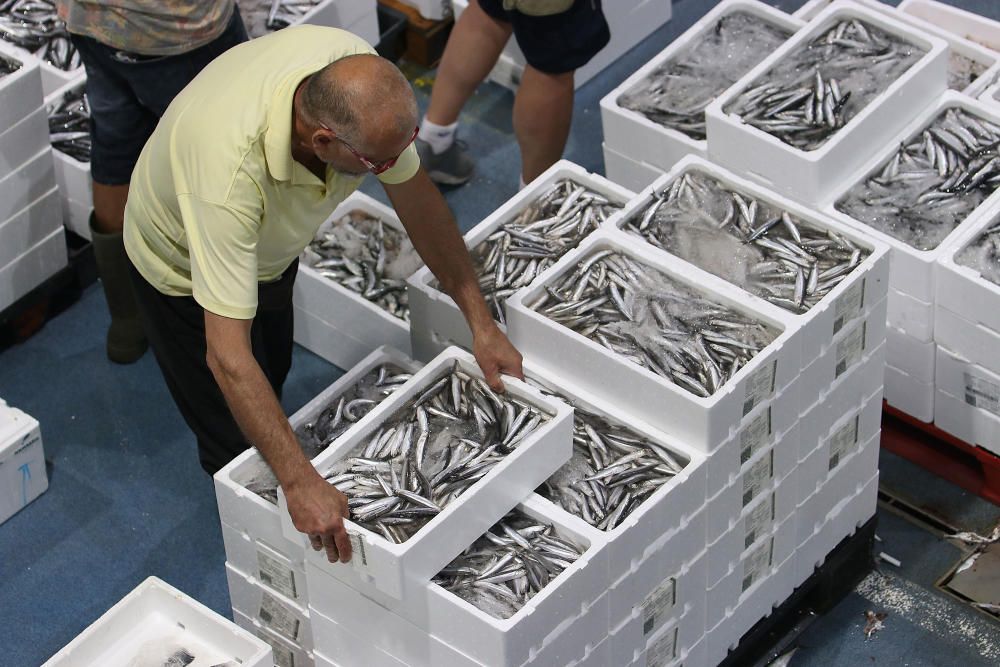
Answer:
[
  {"xmin": 964, "ymin": 372, "xmax": 1000, "ymax": 417},
  {"xmin": 642, "ymin": 576, "xmax": 677, "ymax": 636},
  {"xmin": 257, "ymin": 629, "xmax": 295, "ymax": 667},
  {"xmin": 744, "ymin": 493, "xmax": 775, "ymax": 550},
  {"xmin": 835, "ymin": 322, "xmax": 866, "ymax": 378},
  {"xmin": 742, "ymin": 450, "xmax": 773, "ymax": 507},
  {"xmin": 740, "ymin": 407, "xmax": 772, "ymax": 465},
  {"xmin": 647, "ymin": 625, "xmax": 679, "ymax": 667},
  {"xmin": 833, "ymin": 278, "xmax": 865, "ymax": 334},
  {"xmin": 349, "ymin": 532, "xmax": 368, "ymax": 571},
  {"xmin": 827, "ymin": 414, "xmax": 860, "ymax": 471},
  {"xmin": 259, "ymin": 591, "xmax": 301, "ymax": 642},
  {"xmin": 741, "ymin": 538, "xmax": 774, "ymax": 593},
  {"xmin": 257, "ymin": 550, "xmax": 297, "ymax": 599},
  {"xmin": 742, "ymin": 361, "xmax": 777, "ymax": 416}
]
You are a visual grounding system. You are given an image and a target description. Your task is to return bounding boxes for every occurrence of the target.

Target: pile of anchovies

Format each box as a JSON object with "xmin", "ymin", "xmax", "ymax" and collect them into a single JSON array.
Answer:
[
  {"xmin": 617, "ymin": 11, "xmax": 793, "ymax": 141},
  {"xmin": 836, "ymin": 108, "xmax": 1000, "ymax": 251},
  {"xmin": 530, "ymin": 379, "xmax": 688, "ymax": 531},
  {"xmin": 957, "ymin": 220, "xmax": 1000, "ymax": 286},
  {"xmin": 305, "ymin": 210, "xmax": 415, "ymax": 322},
  {"xmin": 621, "ymin": 171, "xmax": 869, "ymax": 314},
  {"xmin": 47, "ymin": 84, "xmax": 90, "ymax": 162},
  {"xmin": 238, "ymin": 0, "xmax": 321, "ymax": 39},
  {"xmin": 321, "ymin": 362, "xmax": 550, "ymax": 544},
  {"xmin": 0, "ymin": 0, "xmax": 80, "ymax": 71},
  {"xmin": 433, "ymin": 510, "xmax": 585, "ymax": 619},
  {"xmin": 726, "ymin": 19, "xmax": 926, "ymax": 151},
  {"xmin": 529, "ymin": 250, "xmax": 778, "ymax": 398}
]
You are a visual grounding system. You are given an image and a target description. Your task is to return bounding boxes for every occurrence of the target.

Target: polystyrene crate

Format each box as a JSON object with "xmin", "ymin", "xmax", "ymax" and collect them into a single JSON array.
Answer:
[
  {"xmin": 0, "ymin": 147, "xmax": 55, "ymax": 223},
  {"xmin": 935, "ymin": 198, "xmax": 1000, "ymax": 336},
  {"xmin": 406, "ymin": 160, "xmax": 634, "ymax": 360},
  {"xmin": 395, "ymin": 0, "xmax": 450, "ymax": 20},
  {"xmin": 633, "ymin": 634, "xmax": 706, "ymax": 667},
  {"xmin": 706, "ymin": 1, "xmax": 948, "ymax": 206},
  {"xmin": 611, "ymin": 155, "xmax": 891, "ymax": 369},
  {"xmin": 44, "ymin": 76, "xmax": 92, "ymax": 208},
  {"xmin": 934, "ymin": 387, "xmax": 1000, "ymax": 457},
  {"xmin": 506, "ymin": 229, "xmax": 802, "ymax": 452},
  {"xmin": 705, "ymin": 399, "xmax": 795, "ymax": 496},
  {"xmin": 62, "ymin": 196, "xmax": 91, "ymax": 240},
  {"xmin": 232, "ymin": 609, "xmax": 313, "ymax": 667},
  {"xmin": 935, "ymin": 305, "xmax": 1000, "ymax": 377},
  {"xmin": 602, "ymin": 142, "xmax": 665, "ymax": 194},
  {"xmin": 42, "ymin": 577, "xmax": 273, "ymax": 667},
  {"xmin": 302, "ymin": 0, "xmax": 377, "ymax": 31},
  {"xmin": 981, "ymin": 81, "xmax": 1000, "ymax": 108},
  {"xmin": 898, "ymin": 0, "xmax": 1000, "ymax": 52},
  {"xmin": 884, "ymin": 362, "xmax": 935, "ymax": 421},
  {"xmin": 221, "ymin": 521, "xmax": 307, "ymax": 604},
  {"xmin": 935, "ymin": 344, "xmax": 1000, "ymax": 454},
  {"xmin": 279, "ymin": 346, "xmax": 573, "ymax": 600},
  {"xmin": 342, "ymin": 5, "xmax": 380, "ymax": 46},
  {"xmin": 226, "ymin": 562, "xmax": 313, "ymax": 651},
  {"xmin": 887, "ymin": 286, "xmax": 934, "ymax": 342},
  {"xmin": 0, "ymin": 188, "xmax": 62, "ymax": 267},
  {"xmin": 0, "ymin": 42, "xmax": 43, "ymax": 132},
  {"xmin": 0, "ymin": 106, "xmax": 49, "ymax": 179},
  {"xmin": 600, "ymin": 1, "xmax": 801, "ymax": 175},
  {"xmin": 886, "ymin": 324, "xmax": 935, "ymax": 382},
  {"xmin": 0, "ymin": 225, "xmax": 67, "ymax": 312},
  {"xmin": 0, "ymin": 400, "xmax": 47, "ymax": 525}
]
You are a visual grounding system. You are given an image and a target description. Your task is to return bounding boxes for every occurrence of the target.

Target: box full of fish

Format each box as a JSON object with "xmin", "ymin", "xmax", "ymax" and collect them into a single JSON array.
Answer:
[
  {"xmin": 45, "ymin": 76, "xmax": 92, "ymax": 212},
  {"xmin": 0, "ymin": 38, "xmax": 42, "ymax": 132},
  {"xmin": 0, "ymin": 398, "xmax": 47, "ymax": 526},
  {"xmin": 506, "ymin": 228, "xmax": 802, "ymax": 452},
  {"xmin": 898, "ymin": 0, "xmax": 1000, "ymax": 52},
  {"xmin": 0, "ymin": 145, "xmax": 54, "ymax": 224},
  {"xmin": 600, "ymin": 0, "xmax": 802, "ymax": 175},
  {"xmin": 706, "ymin": 1, "xmax": 949, "ymax": 206},
  {"xmin": 41, "ymin": 576, "xmax": 274, "ymax": 667},
  {"xmin": 0, "ymin": 0, "xmax": 83, "ymax": 95},
  {"xmin": 406, "ymin": 160, "xmax": 633, "ymax": 361},
  {"xmin": 226, "ymin": 562, "xmax": 315, "ymax": 652},
  {"xmin": 278, "ymin": 346, "xmax": 574, "ymax": 600},
  {"xmin": 294, "ymin": 191, "xmax": 422, "ymax": 365}
]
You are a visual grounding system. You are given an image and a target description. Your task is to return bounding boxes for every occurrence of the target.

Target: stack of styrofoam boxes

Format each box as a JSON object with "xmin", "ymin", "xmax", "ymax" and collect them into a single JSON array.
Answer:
[
  {"xmin": 451, "ymin": 0, "xmax": 672, "ymax": 91},
  {"xmin": 216, "ymin": 345, "xmax": 421, "ymax": 667},
  {"xmin": 821, "ymin": 92, "xmax": 1000, "ymax": 421},
  {"xmin": 44, "ymin": 75, "xmax": 92, "ymax": 240},
  {"xmin": 599, "ymin": 0, "xmax": 802, "ymax": 193},
  {"xmin": 0, "ymin": 42, "xmax": 66, "ymax": 313},
  {"xmin": 0, "ymin": 34, "xmax": 84, "ymax": 97},
  {"xmin": 294, "ymin": 192, "xmax": 421, "ymax": 369},
  {"xmin": 0, "ymin": 398, "xmax": 48, "ymax": 525},
  {"xmin": 42, "ymin": 577, "xmax": 274, "ymax": 667},
  {"xmin": 933, "ymin": 201, "xmax": 1000, "ymax": 457}
]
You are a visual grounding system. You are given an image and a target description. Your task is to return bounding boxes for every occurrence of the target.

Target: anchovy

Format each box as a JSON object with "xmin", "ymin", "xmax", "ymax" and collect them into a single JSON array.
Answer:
[
  {"xmin": 0, "ymin": 0, "xmax": 80, "ymax": 70},
  {"xmin": 45, "ymin": 82, "xmax": 90, "ymax": 161}
]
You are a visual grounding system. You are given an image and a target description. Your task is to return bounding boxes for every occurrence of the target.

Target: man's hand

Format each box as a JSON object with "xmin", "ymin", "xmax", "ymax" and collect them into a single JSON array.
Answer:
[
  {"xmin": 284, "ymin": 472, "xmax": 353, "ymax": 564},
  {"xmin": 472, "ymin": 324, "xmax": 524, "ymax": 392}
]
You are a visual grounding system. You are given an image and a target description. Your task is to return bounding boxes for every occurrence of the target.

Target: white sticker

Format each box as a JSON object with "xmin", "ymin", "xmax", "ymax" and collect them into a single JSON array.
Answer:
[
  {"xmin": 642, "ymin": 576, "xmax": 677, "ymax": 636},
  {"xmin": 349, "ymin": 532, "xmax": 368, "ymax": 571},
  {"xmin": 741, "ymin": 538, "xmax": 774, "ymax": 593},
  {"xmin": 259, "ymin": 592, "xmax": 300, "ymax": 642},
  {"xmin": 827, "ymin": 414, "xmax": 860, "ymax": 472},
  {"xmin": 647, "ymin": 625, "xmax": 679, "ymax": 667},
  {"xmin": 742, "ymin": 361, "xmax": 777, "ymax": 416},
  {"xmin": 256, "ymin": 629, "xmax": 295, "ymax": 667},
  {"xmin": 743, "ymin": 493, "xmax": 775, "ymax": 551},
  {"xmin": 833, "ymin": 278, "xmax": 865, "ymax": 334},
  {"xmin": 742, "ymin": 450, "xmax": 773, "ymax": 507},
  {"xmin": 835, "ymin": 321, "xmax": 866, "ymax": 378},
  {"xmin": 740, "ymin": 408, "xmax": 772, "ymax": 465},
  {"xmin": 965, "ymin": 372, "xmax": 1000, "ymax": 417},
  {"xmin": 256, "ymin": 550, "xmax": 298, "ymax": 600}
]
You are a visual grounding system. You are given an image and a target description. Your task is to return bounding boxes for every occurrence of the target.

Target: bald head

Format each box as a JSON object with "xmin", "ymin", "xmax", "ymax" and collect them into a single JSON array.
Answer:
[{"xmin": 301, "ymin": 53, "xmax": 418, "ymax": 152}]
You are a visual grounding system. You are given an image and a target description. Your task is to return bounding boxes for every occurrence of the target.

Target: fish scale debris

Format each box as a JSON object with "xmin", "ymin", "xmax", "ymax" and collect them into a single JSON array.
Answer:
[
  {"xmin": 621, "ymin": 170, "xmax": 870, "ymax": 314},
  {"xmin": 528, "ymin": 249, "xmax": 779, "ymax": 398},
  {"xmin": 239, "ymin": 0, "xmax": 322, "ymax": 39},
  {"xmin": 47, "ymin": 84, "xmax": 90, "ymax": 162},
  {"xmin": 0, "ymin": 0, "xmax": 80, "ymax": 71},
  {"xmin": 957, "ymin": 219, "xmax": 1000, "ymax": 286},
  {"xmin": 836, "ymin": 107, "xmax": 1000, "ymax": 251}
]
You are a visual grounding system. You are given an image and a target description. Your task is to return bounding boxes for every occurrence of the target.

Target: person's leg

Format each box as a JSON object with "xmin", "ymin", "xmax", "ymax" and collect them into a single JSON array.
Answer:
[{"xmin": 512, "ymin": 65, "xmax": 575, "ymax": 185}]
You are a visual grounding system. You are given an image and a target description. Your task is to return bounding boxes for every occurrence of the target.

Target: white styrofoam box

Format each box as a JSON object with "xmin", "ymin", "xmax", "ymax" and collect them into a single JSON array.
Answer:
[
  {"xmin": 302, "ymin": 0, "xmax": 376, "ymax": 32},
  {"xmin": 406, "ymin": 160, "xmax": 634, "ymax": 359},
  {"xmin": 935, "ymin": 305, "xmax": 1000, "ymax": 377},
  {"xmin": 0, "ymin": 225, "xmax": 68, "ymax": 312},
  {"xmin": 611, "ymin": 155, "xmax": 892, "ymax": 369},
  {"xmin": 981, "ymin": 80, "xmax": 1000, "ymax": 108},
  {"xmin": 0, "ymin": 41, "xmax": 43, "ymax": 131},
  {"xmin": 43, "ymin": 577, "xmax": 273, "ymax": 667},
  {"xmin": 0, "ymin": 147, "xmax": 56, "ymax": 223},
  {"xmin": 600, "ymin": 1, "xmax": 801, "ymax": 174},
  {"xmin": 705, "ymin": 398, "xmax": 798, "ymax": 497},
  {"xmin": 0, "ymin": 107, "xmax": 49, "ymax": 179},
  {"xmin": 44, "ymin": 76, "xmax": 93, "ymax": 210},
  {"xmin": 0, "ymin": 188, "xmax": 62, "ymax": 267},
  {"xmin": 293, "ymin": 305, "xmax": 384, "ymax": 369},
  {"xmin": 633, "ymin": 634, "xmax": 706, "ymax": 667},
  {"xmin": 396, "ymin": 0, "xmax": 450, "ymax": 20},
  {"xmin": 279, "ymin": 346, "xmax": 573, "ymax": 600},
  {"xmin": 934, "ymin": 387, "xmax": 1000, "ymax": 457},
  {"xmin": 886, "ymin": 324, "xmax": 935, "ymax": 382},
  {"xmin": 898, "ymin": 0, "xmax": 1000, "ymax": 52},
  {"xmin": 506, "ymin": 229, "xmax": 802, "ymax": 452},
  {"xmin": 792, "ymin": 0, "xmax": 835, "ymax": 20},
  {"xmin": 935, "ymin": 344, "xmax": 1000, "ymax": 455},
  {"xmin": 222, "ymin": 521, "xmax": 308, "ymax": 605},
  {"xmin": 602, "ymin": 142, "xmax": 665, "ymax": 194},
  {"xmin": 823, "ymin": 92, "xmax": 1000, "ymax": 304},
  {"xmin": 0, "ymin": 401, "xmax": 47, "ymax": 525},
  {"xmin": 887, "ymin": 286, "xmax": 934, "ymax": 342},
  {"xmin": 935, "ymin": 198, "xmax": 1000, "ymax": 335},
  {"xmin": 884, "ymin": 361, "xmax": 934, "ymax": 421},
  {"xmin": 343, "ymin": 5, "xmax": 380, "ymax": 47},
  {"xmin": 226, "ymin": 562, "xmax": 313, "ymax": 651},
  {"xmin": 62, "ymin": 196, "xmax": 91, "ymax": 240},
  {"xmin": 232, "ymin": 609, "xmax": 313, "ymax": 667},
  {"xmin": 706, "ymin": 1, "xmax": 949, "ymax": 206},
  {"xmin": 611, "ymin": 569, "xmax": 705, "ymax": 667}
]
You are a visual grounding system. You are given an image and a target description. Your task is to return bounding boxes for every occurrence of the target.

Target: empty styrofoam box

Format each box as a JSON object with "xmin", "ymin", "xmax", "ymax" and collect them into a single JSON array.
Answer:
[
  {"xmin": 799, "ymin": 358, "xmax": 885, "ymax": 462},
  {"xmin": 0, "ymin": 188, "xmax": 62, "ymax": 267},
  {"xmin": 611, "ymin": 155, "xmax": 891, "ymax": 368},
  {"xmin": 887, "ymin": 287, "xmax": 934, "ymax": 342},
  {"xmin": 0, "ymin": 225, "xmax": 68, "ymax": 312},
  {"xmin": 0, "ymin": 42, "xmax": 43, "ymax": 131},
  {"xmin": 935, "ymin": 344, "xmax": 1000, "ymax": 453},
  {"xmin": 934, "ymin": 387, "xmax": 1000, "ymax": 457},
  {"xmin": 221, "ymin": 521, "xmax": 308, "ymax": 605},
  {"xmin": 884, "ymin": 361, "xmax": 935, "ymax": 421},
  {"xmin": 294, "ymin": 191, "xmax": 417, "ymax": 364},
  {"xmin": 62, "ymin": 196, "xmax": 91, "ymax": 240},
  {"xmin": 0, "ymin": 106, "xmax": 50, "ymax": 179},
  {"xmin": 898, "ymin": 0, "xmax": 1000, "ymax": 52},
  {"xmin": 602, "ymin": 142, "xmax": 665, "ymax": 194},
  {"xmin": 506, "ymin": 229, "xmax": 802, "ymax": 452},
  {"xmin": 935, "ymin": 305, "xmax": 1000, "ymax": 378},
  {"xmin": 0, "ymin": 147, "xmax": 55, "ymax": 223},
  {"xmin": 395, "ymin": 0, "xmax": 450, "ymax": 20},
  {"xmin": 705, "ymin": 399, "xmax": 796, "ymax": 494},
  {"xmin": 42, "ymin": 577, "xmax": 273, "ymax": 667},
  {"xmin": 279, "ymin": 346, "xmax": 573, "ymax": 600},
  {"xmin": 706, "ymin": 1, "xmax": 948, "ymax": 206},
  {"xmin": 600, "ymin": 0, "xmax": 801, "ymax": 174},
  {"xmin": 0, "ymin": 400, "xmax": 47, "ymax": 525},
  {"xmin": 232, "ymin": 609, "xmax": 312, "ymax": 667},
  {"xmin": 406, "ymin": 160, "xmax": 634, "ymax": 360},
  {"xmin": 226, "ymin": 562, "xmax": 313, "ymax": 651},
  {"xmin": 886, "ymin": 324, "xmax": 935, "ymax": 382},
  {"xmin": 936, "ymin": 198, "xmax": 1000, "ymax": 336}
]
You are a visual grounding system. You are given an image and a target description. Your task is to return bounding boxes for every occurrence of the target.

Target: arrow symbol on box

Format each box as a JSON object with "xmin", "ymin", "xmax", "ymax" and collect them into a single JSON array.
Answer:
[{"xmin": 19, "ymin": 463, "xmax": 30, "ymax": 507}]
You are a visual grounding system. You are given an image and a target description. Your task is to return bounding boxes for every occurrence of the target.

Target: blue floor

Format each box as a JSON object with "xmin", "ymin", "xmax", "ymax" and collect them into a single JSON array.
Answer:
[{"xmin": 2, "ymin": 1, "xmax": 1000, "ymax": 665}]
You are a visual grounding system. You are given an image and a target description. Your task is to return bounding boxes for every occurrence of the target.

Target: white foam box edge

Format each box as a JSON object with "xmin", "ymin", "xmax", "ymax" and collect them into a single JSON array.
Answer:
[
  {"xmin": 887, "ymin": 286, "xmax": 934, "ymax": 342},
  {"xmin": 301, "ymin": 0, "xmax": 376, "ymax": 31},
  {"xmin": 44, "ymin": 76, "xmax": 92, "ymax": 209},
  {"xmin": 0, "ymin": 187, "xmax": 63, "ymax": 267},
  {"xmin": 0, "ymin": 106, "xmax": 50, "ymax": 179},
  {"xmin": 633, "ymin": 633, "xmax": 706, "ymax": 667},
  {"xmin": 506, "ymin": 228, "xmax": 802, "ymax": 452},
  {"xmin": 0, "ymin": 41, "xmax": 44, "ymax": 131},
  {"xmin": 886, "ymin": 323, "xmax": 935, "ymax": 381},
  {"xmin": 62, "ymin": 196, "xmax": 91, "ymax": 241},
  {"xmin": 599, "ymin": 0, "xmax": 801, "ymax": 174},
  {"xmin": 898, "ymin": 0, "xmax": 1000, "ymax": 52},
  {"xmin": 935, "ymin": 196, "xmax": 1000, "ymax": 333},
  {"xmin": 884, "ymin": 361, "xmax": 935, "ymax": 421},
  {"xmin": 934, "ymin": 304, "xmax": 1000, "ymax": 378},
  {"xmin": 602, "ymin": 142, "xmax": 666, "ymax": 194},
  {"xmin": 406, "ymin": 160, "xmax": 634, "ymax": 360},
  {"xmin": 935, "ymin": 344, "xmax": 1000, "ymax": 440},
  {"xmin": 221, "ymin": 521, "xmax": 308, "ymax": 604},
  {"xmin": 0, "ymin": 147, "xmax": 56, "ymax": 223},
  {"xmin": 42, "ymin": 577, "xmax": 273, "ymax": 667},
  {"xmin": 933, "ymin": 387, "xmax": 1000, "ymax": 456},
  {"xmin": 711, "ymin": 552, "xmax": 797, "ymax": 659},
  {"xmin": 0, "ymin": 403, "xmax": 47, "ymax": 526},
  {"xmin": 293, "ymin": 305, "xmax": 393, "ymax": 368},
  {"xmin": 705, "ymin": 398, "xmax": 795, "ymax": 495},
  {"xmin": 226, "ymin": 562, "xmax": 314, "ymax": 651},
  {"xmin": 278, "ymin": 346, "xmax": 574, "ymax": 600},
  {"xmin": 0, "ymin": 225, "xmax": 68, "ymax": 312},
  {"xmin": 232, "ymin": 609, "xmax": 313, "ymax": 667}
]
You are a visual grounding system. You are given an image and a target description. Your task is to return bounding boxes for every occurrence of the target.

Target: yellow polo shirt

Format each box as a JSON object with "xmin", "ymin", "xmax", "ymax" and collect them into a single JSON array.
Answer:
[{"xmin": 123, "ymin": 25, "xmax": 419, "ymax": 320}]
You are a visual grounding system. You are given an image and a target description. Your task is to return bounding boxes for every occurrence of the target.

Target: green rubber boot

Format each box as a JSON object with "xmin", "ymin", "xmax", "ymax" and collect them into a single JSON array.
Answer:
[{"xmin": 90, "ymin": 215, "xmax": 148, "ymax": 364}]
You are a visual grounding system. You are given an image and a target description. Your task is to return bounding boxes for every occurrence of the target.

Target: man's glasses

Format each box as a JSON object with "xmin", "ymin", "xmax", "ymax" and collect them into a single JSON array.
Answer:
[{"xmin": 320, "ymin": 123, "xmax": 419, "ymax": 175}]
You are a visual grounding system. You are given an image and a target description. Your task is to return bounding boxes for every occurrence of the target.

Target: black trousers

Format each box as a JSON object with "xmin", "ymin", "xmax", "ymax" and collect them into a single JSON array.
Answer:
[{"xmin": 127, "ymin": 259, "xmax": 298, "ymax": 475}]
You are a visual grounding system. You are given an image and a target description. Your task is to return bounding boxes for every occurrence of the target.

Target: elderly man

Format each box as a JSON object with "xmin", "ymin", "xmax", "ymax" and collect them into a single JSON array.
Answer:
[{"xmin": 123, "ymin": 25, "xmax": 523, "ymax": 564}]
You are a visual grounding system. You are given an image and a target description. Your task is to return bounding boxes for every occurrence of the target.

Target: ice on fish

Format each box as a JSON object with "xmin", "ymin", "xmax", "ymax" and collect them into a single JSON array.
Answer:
[
  {"xmin": 956, "ymin": 218, "xmax": 1000, "ymax": 286},
  {"xmin": 0, "ymin": 0, "xmax": 80, "ymax": 70}
]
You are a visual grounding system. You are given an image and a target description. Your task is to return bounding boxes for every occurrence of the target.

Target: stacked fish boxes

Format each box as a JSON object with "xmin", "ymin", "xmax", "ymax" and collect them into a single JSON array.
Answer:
[
  {"xmin": 0, "ymin": 3, "xmax": 84, "ymax": 96},
  {"xmin": 0, "ymin": 398, "xmax": 48, "ymax": 525},
  {"xmin": 45, "ymin": 76, "xmax": 91, "ymax": 240},
  {"xmin": 0, "ymin": 42, "xmax": 65, "ymax": 312}
]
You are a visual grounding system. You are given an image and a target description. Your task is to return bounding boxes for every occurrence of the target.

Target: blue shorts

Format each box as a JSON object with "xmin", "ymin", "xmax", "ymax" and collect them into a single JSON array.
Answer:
[
  {"xmin": 69, "ymin": 7, "xmax": 248, "ymax": 186},
  {"xmin": 477, "ymin": 0, "xmax": 610, "ymax": 75}
]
